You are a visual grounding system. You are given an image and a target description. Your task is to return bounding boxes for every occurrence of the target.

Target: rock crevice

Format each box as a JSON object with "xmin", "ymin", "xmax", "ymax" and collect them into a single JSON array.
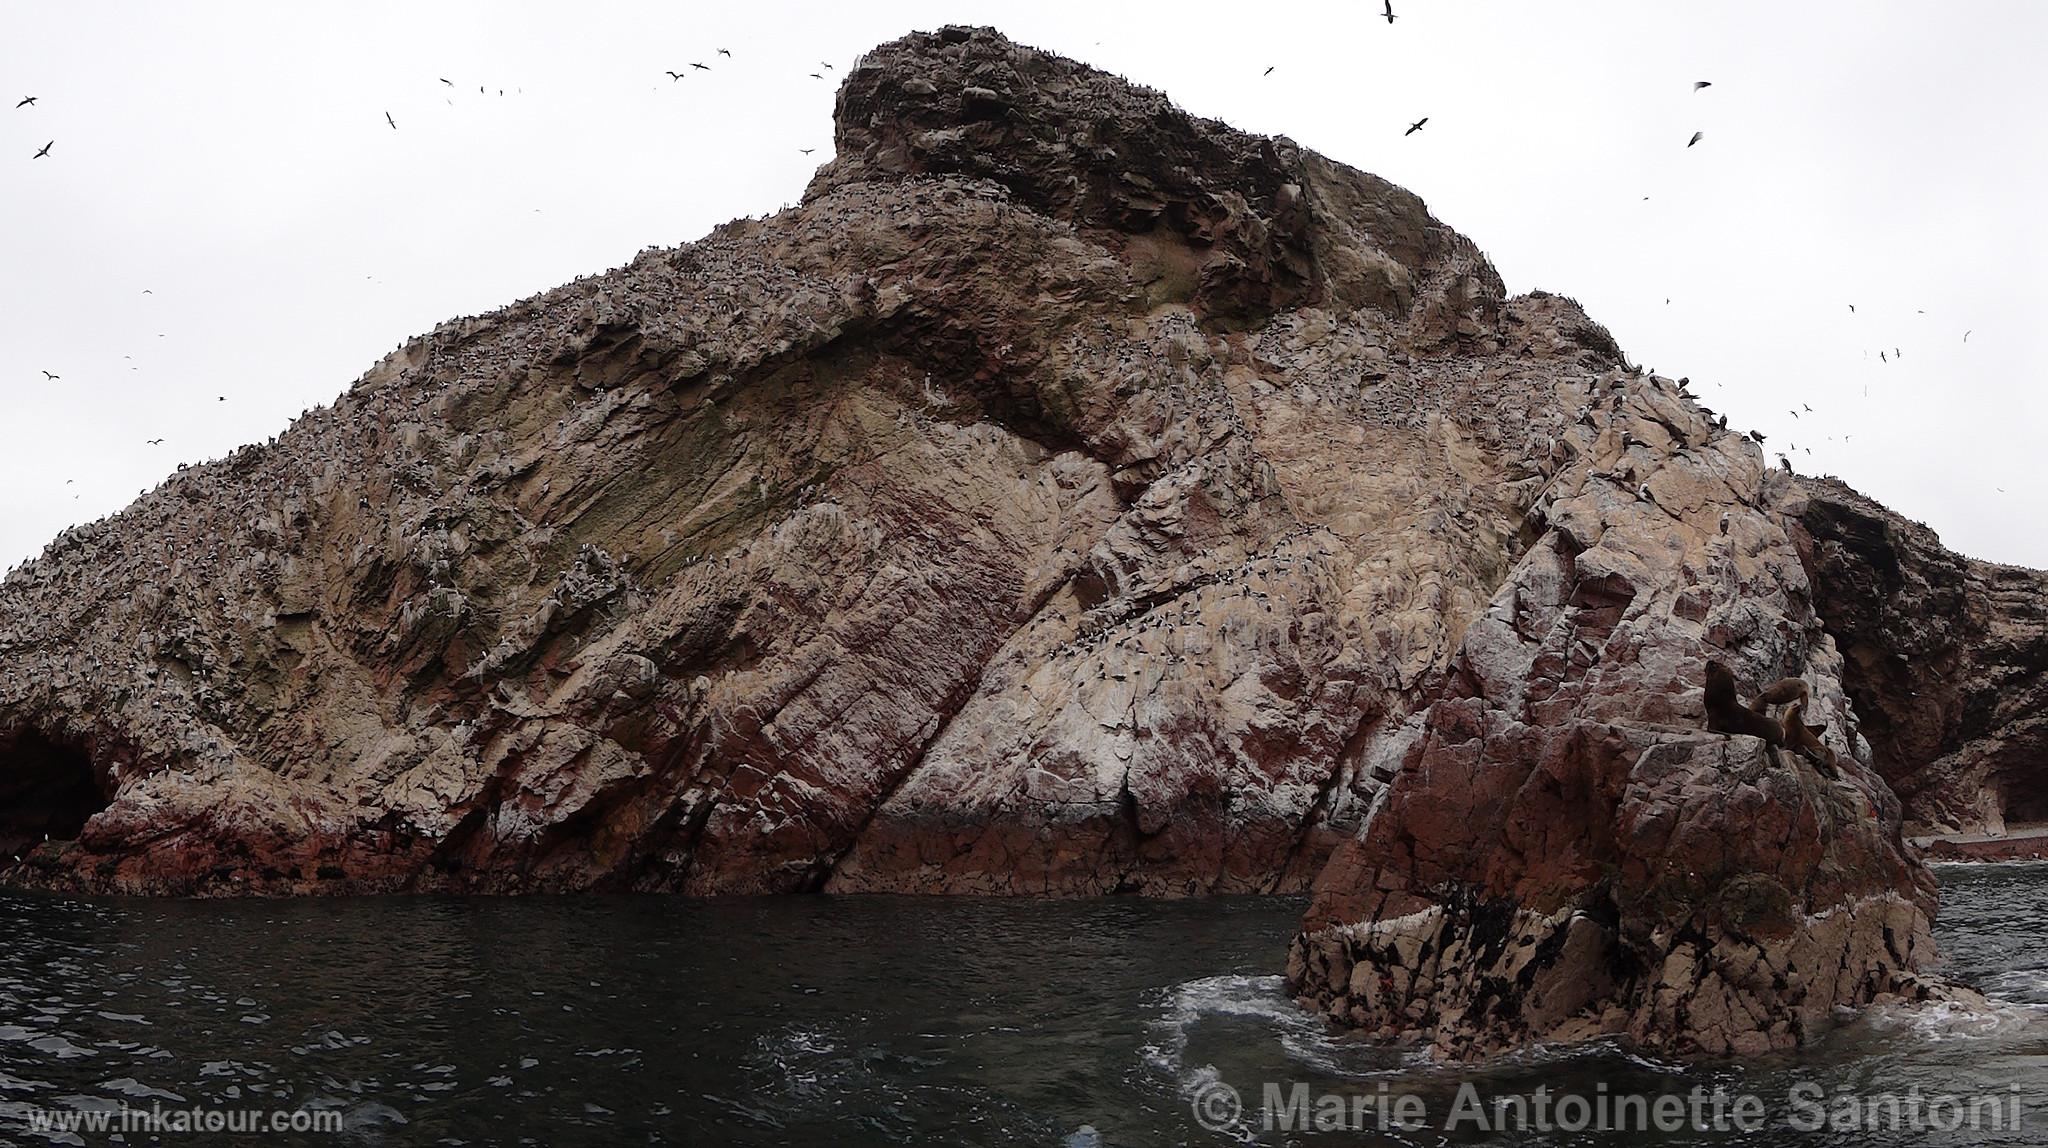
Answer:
[{"xmin": 0, "ymin": 23, "xmax": 2014, "ymax": 1061}]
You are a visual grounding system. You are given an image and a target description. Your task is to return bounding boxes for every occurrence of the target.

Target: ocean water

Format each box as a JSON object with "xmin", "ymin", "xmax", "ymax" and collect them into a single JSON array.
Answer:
[{"xmin": 3, "ymin": 864, "xmax": 2046, "ymax": 1146}]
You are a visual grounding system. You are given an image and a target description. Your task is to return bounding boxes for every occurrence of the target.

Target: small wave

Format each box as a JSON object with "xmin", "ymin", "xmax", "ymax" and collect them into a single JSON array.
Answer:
[
  {"xmin": 1861, "ymin": 996, "xmax": 2048, "ymax": 1042},
  {"xmin": 1975, "ymin": 967, "xmax": 2048, "ymax": 1004},
  {"xmin": 97, "ymin": 1076, "xmax": 185, "ymax": 1102},
  {"xmin": 754, "ymin": 1023, "xmax": 839, "ymax": 1061},
  {"xmin": 1138, "ymin": 974, "xmax": 1397, "ymax": 1085}
]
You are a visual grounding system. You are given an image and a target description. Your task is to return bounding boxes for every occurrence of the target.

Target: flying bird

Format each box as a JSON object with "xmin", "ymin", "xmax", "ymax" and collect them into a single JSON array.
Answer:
[
  {"xmin": 40, "ymin": 371, "xmax": 59, "ymax": 380},
  {"xmin": 1405, "ymin": 117, "xmax": 1428, "ymax": 136},
  {"xmin": 820, "ymin": 62, "xmax": 834, "ymax": 70},
  {"xmin": 385, "ymin": 111, "xmax": 396, "ymax": 129},
  {"xmin": 32, "ymin": 140, "xmax": 52, "ymax": 158},
  {"xmin": 440, "ymin": 78, "xmax": 453, "ymax": 86},
  {"xmin": 667, "ymin": 71, "xmax": 685, "ymax": 81},
  {"xmin": 799, "ymin": 148, "xmax": 815, "ymax": 154},
  {"xmin": 1964, "ymin": 330, "xmax": 1971, "ymax": 342},
  {"xmin": 1848, "ymin": 304, "xmax": 1856, "ymax": 312},
  {"xmin": 15, "ymin": 96, "xmax": 35, "ymax": 108},
  {"xmin": 1264, "ymin": 66, "xmax": 1274, "ymax": 76},
  {"xmin": 146, "ymin": 438, "xmax": 163, "ymax": 445},
  {"xmin": 1693, "ymin": 81, "xmax": 1711, "ymax": 92},
  {"xmin": 1687, "ymin": 131, "xmax": 1704, "ymax": 147},
  {"xmin": 718, "ymin": 48, "xmax": 731, "ymax": 57},
  {"xmin": 809, "ymin": 72, "xmax": 823, "ymax": 79},
  {"xmin": 689, "ymin": 62, "xmax": 709, "ymax": 70},
  {"xmin": 1789, "ymin": 409, "xmax": 1800, "ymax": 418},
  {"xmin": 1382, "ymin": 0, "xmax": 1396, "ymax": 23}
]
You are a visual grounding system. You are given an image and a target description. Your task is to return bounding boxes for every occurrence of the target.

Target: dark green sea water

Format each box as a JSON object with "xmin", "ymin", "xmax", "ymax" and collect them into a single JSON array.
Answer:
[{"xmin": 3, "ymin": 863, "xmax": 2046, "ymax": 1146}]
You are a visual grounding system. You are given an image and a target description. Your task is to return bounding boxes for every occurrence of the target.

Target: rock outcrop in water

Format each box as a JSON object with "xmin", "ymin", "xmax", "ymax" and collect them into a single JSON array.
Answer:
[
  {"xmin": 0, "ymin": 24, "xmax": 2014, "ymax": 1058},
  {"xmin": 1285, "ymin": 454, "xmax": 1981, "ymax": 1058}
]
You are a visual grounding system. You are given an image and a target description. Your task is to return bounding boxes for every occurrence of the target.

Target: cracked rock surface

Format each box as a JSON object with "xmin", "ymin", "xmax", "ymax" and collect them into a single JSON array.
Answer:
[
  {"xmin": 0, "ymin": 24, "xmax": 2007, "ymax": 1058},
  {"xmin": 0, "ymin": 26, "xmax": 1523, "ymax": 896},
  {"xmin": 1787, "ymin": 477, "xmax": 2048, "ymax": 836},
  {"xmin": 1285, "ymin": 410, "xmax": 1989, "ymax": 1057}
]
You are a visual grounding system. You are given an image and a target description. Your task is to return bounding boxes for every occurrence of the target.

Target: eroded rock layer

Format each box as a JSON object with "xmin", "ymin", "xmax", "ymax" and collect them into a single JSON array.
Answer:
[
  {"xmin": 0, "ymin": 26, "xmax": 1548, "ymax": 896},
  {"xmin": 1285, "ymin": 446, "xmax": 1979, "ymax": 1057},
  {"xmin": 0, "ymin": 23, "xmax": 2008, "ymax": 1060},
  {"xmin": 1788, "ymin": 478, "xmax": 2048, "ymax": 835}
]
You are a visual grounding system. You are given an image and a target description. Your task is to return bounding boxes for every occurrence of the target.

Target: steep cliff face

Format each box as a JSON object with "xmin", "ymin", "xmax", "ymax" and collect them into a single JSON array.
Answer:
[
  {"xmin": 1284, "ymin": 454, "xmax": 1974, "ymax": 1058},
  {"xmin": 0, "ymin": 26, "xmax": 1557, "ymax": 897},
  {"xmin": 1788, "ymin": 478, "xmax": 2048, "ymax": 835},
  {"xmin": 0, "ymin": 23, "xmax": 1994, "ymax": 1059}
]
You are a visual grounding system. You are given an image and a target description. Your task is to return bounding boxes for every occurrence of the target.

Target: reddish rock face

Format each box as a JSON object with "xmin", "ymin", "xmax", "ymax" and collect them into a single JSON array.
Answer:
[
  {"xmin": 1787, "ymin": 478, "xmax": 2048, "ymax": 836},
  {"xmin": 0, "ymin": 25, "xmax": 1999, "ymax": 1058},
  {"xmin": 1285, "ymin": 394, "xmax": 1985, "ymax": 1059},
  {"xmin": 0, "ymin": 26, "xmax": 1526, "ymax": 898}
]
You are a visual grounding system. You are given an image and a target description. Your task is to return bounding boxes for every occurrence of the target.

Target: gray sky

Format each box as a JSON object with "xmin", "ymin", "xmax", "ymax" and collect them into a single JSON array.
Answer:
[{"xmin": 3, "ymin": 1, "xmax": 2042, "ymax": 570}]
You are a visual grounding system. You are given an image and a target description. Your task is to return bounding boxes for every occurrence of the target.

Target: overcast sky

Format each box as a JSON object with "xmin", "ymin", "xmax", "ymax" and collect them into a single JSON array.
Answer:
[{"xmin": 3, "ymin": 1, "xmax": 2041, "ymax": 571}]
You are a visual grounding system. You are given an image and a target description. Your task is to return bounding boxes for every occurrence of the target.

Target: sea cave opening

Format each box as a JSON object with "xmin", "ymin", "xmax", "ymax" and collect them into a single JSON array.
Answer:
[
  {"xmin": 0, "ymin": 727, "xmax": 112, "ymax": 865},
  {"xmin": 1999, "ymin": 766, "xmax": 2048, "ymax": 833}
]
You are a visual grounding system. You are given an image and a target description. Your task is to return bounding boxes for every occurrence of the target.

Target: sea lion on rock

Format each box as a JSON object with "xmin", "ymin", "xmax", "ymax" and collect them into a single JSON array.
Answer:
[
  {"xmin": 1780, "ymin": 700, "xmax": 1840, "ymax": 779},
  {"xmin": 1704, "ymin": 660, "xmax": 1785, "ymax": 747},
  {"xmin": 1748, "ymin": 676, "xmax": 1810, "ymax": 716}
]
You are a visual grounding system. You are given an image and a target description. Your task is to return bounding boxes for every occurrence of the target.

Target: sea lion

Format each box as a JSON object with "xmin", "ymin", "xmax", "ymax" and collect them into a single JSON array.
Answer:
[
  {"xmin": 1781, "ymin": 700, "xmax": 1840, "ymax": 779},
  {"xmin": 1748, "ymin": 676, "xmax": 1810, "ymax": 716},
  {"xmin": 1704, "ymin": 660, "xmax": 1785, "ymax": 747}
]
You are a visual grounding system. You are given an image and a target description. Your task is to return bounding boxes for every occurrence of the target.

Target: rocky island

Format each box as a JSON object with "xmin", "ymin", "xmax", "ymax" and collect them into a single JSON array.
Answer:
[{"xmin": 0, "ymin": 27, "xmax": 2035, "ymax": 1060}]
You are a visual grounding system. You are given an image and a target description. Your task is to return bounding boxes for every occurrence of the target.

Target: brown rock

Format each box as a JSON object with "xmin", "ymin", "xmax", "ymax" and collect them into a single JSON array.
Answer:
[
  {"xmin": 0, "ymin": 27, "xmax": 2000, "ymax": 1060},
  {"xmin": 0, "ymin": 27, "xmax": 1529, "ymax": 896},
  {"xmin": 1286, "ymin": 415, "xmax": 1980, "ymax": 1058},
  {"xmin": 1788, "ymin": 477, "xmax": 2048, "ymax": 835}
]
